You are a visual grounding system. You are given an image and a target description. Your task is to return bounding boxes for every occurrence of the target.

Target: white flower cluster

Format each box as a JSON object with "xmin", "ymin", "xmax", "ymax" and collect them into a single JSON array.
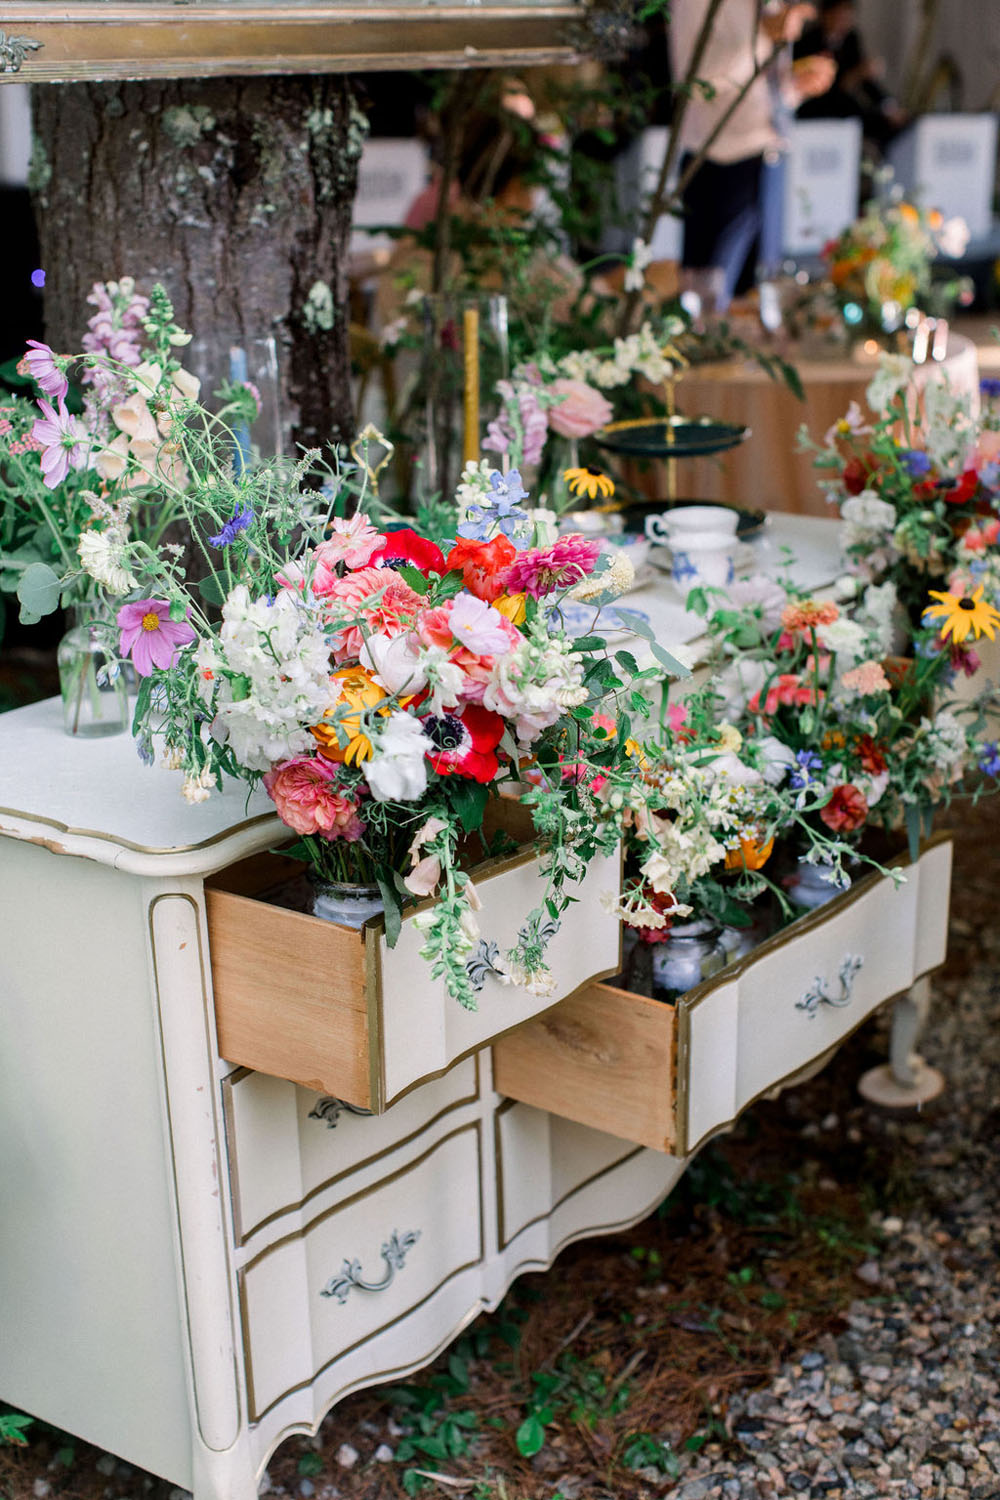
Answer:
[
  {"xmin": 455, "ymin": 458, "xmax": 494, "ymax": 517},
  {"xmin": 77, "ymin": 526, "xmax": 137, "ymax": 595},
  {"xmin": 925, "ymin": 709, "xmax": 967, "ymax": 775},
  {"xmin": 557, "ymin": 319, "xmax": 682, "ymax": 392},
  {"xmin": 483, "ymin": 632, "xmax": 588, "ymax": 745},
  {"xmin": 201, "ymin": 586, "xmax": 334, "ymax": 771}
]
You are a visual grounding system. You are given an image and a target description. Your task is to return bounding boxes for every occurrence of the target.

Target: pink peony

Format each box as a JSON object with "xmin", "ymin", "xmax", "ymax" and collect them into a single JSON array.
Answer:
[
  {"xmin": 116, "ymin": 599, "xmax": 196, "ymax": 676},
  {"xmin": 546, "ymin": 378, "xmax": 613, "ymax": 440},
  {"xmin": 263, "ymin": 756, "xmax": 364, "ymax": 840},
  {"xmin": 504, "ymin": 533, "xmax": 603, "ymax": 599},
  {"xmin": 321, "ymin": 566, "xmax": 423, "ymax": 662}
]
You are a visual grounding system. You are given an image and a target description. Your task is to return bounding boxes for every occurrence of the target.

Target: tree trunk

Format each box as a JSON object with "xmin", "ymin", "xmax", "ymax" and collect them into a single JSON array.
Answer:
[{"xmin": 31, "ymin": 77, "xmax": 366, "ymax": 457}]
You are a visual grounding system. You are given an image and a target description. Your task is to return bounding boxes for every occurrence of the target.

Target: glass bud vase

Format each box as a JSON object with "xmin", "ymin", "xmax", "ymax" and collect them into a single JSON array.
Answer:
[
  {"xmin": 57, "ymin": 616, "xmax": 129, "ymax": 739},
  {"xmin": 651, "ymin": 918, "xmax": 726, "ymax": 1001},
  {"xmin": 787, "ymin": 858, "xmax": 851, "ymax": 911},
  {"xmin": 308, "ymin": 876, "xmax": 384, "ymax": 930}
]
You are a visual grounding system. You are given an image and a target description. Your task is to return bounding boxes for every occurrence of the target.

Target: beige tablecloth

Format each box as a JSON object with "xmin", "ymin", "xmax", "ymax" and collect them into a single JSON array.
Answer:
[{"xmin": 649, "ymin": 332, "xmax": 982, "ymax": 519}]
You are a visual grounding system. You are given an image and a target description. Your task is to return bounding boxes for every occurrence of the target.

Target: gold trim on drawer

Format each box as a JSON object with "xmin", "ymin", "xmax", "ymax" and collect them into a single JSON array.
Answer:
[
  {"xmin": 224, "ymin": 1057, "xmax": 481, "ymax": 1248},
  {"xmin": 239, "ymin": 1122, "xmax": 484, "ymax": 1423}
]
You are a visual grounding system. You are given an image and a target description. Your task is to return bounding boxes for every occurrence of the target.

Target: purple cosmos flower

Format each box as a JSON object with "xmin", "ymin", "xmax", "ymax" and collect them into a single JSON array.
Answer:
[
  {"xmin": 979, "ymin": 742, "xmax": 1000, "ymax": 776},
  {"xmin": 980, "ymin": 378, "xmax": 1000, "ymax": 400},
  {"xmin": 789, "ymin": 748, "xmax": 824, "ymax": 789},
  {"xmin": 208, "ymin": 505, "xmax": 254, "ymax": 548},
  {"xmin": 117, "ymin": 599, "xmax": 196, "ymax": 677},
  {"xmin": 31, "ymin": 399, "xmax": 91, "ymax": 489},
  {"xmin": 900, "ymin": 450, "xmax": 932, "ymax": 477},
  {"xmin": 23, "ymin": 341, "xmax": 68, "ymax": 400}
]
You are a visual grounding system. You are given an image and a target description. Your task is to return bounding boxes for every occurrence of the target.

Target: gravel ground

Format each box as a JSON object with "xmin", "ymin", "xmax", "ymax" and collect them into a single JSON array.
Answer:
[{"xmin": 661, "ymin": 872, "xmax": 1000, "ymax": 1500}]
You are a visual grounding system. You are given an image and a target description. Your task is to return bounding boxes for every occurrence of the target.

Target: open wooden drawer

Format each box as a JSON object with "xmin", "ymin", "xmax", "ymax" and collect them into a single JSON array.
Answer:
[
  {"xmin": 493, "ymin": 836, "xmax": 953, "ymax": 1156},
  {"xmin": 205, "ymin": 841, "xmax": 622, "ymax": 1113}
]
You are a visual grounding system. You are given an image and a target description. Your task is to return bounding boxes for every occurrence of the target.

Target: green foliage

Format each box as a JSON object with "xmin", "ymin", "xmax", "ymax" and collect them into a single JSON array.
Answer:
[
  {"xmin": 622, "ymin": 1430, "xmax": 680, "ymax": 1477},
  {"xmin": 0, "ymin": 1410, "xmax": 34, "ymax": 1446},
  {"xmin": 296, "ymin": 1450, "xmax": 324, "ymax": 1477}
]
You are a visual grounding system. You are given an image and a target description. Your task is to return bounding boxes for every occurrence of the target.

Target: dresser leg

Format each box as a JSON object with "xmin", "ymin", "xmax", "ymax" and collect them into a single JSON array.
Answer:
[
  {"xmin": 858, "ymin": 976, "xmax": 945, "ymax": 1107},
  {"xmin": 191, "ymin": 1433, "xmax": 260, "ymax": 1500}
]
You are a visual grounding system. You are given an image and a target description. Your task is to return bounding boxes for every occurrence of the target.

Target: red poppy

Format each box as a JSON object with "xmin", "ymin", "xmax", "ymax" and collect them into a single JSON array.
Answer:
[
  {"xmin": 445, "ymin": 535, "xmax": 516, "ymax": 604},
  {"xmin": 422, "ymin": 704, "xmax": 505, "ymax": 783},
  {"xmin": 943, "ymin": 468, "xmax": 980, "ymax": 506},
  {"xmin": 842, "ymin": 455, "xmax": 878, "ymax": 495},
  {"xmin": 370, "ymin": 528, "xmax": 445, "ymax": 575},
  {"xmin": 820, "ymin": 783, "xmax": 868, "ymax": 833}
]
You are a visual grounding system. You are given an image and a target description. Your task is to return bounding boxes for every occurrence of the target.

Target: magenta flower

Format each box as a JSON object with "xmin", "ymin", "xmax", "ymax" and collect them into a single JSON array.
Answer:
[
  {"xmin": 23, "ymin": 341, "xmax": 68, "ymax": 400},
  {"xmin": 504, "ymin": 533, "xmax": 603, "ymax": 599},
  {"xmin": 117, "ymin": 599, "xmax": 196, "ymax": 676},
  {"xmin": 31, "ymin": 399, "xmax": 91, "ymax": 489}
]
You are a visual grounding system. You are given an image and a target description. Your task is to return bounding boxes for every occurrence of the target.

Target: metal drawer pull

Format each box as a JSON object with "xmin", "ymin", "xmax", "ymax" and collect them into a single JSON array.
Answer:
[
  {"xmin": 0, "ymin": 33, "xmax": 43, "ymax": 72},
  {"xmin": 320, "ymin": 1228, "xmax": 420, "ymax": 1303},
  {"xmin": 308, "ymin": 1096, "xmax": 373, "ymax": 1128},
  {"xmin": 796, "ymin": 954, "xmax": 864, "ymax": 1018}
]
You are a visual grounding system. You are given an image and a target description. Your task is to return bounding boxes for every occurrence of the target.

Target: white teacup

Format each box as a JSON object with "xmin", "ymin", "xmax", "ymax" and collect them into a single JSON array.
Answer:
[
  {"xmin": 645, "ymin": 505, "xmax": 739, "ymax": 546},
  {"xmin": 671, "ymin": 534, "xmax": 738, "ymax": 590}
]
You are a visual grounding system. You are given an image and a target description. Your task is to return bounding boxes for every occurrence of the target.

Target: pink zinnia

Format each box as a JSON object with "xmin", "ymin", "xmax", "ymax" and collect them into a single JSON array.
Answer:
[
  {"xmin": 504, "ymin": 534, "xmax": 602, "ymax": 599},
  {"xmin": 117, "ymin": 599, "xmax": 196, "ymax": 677},
  {"xmin": 263, "ymin": 756, "xmax": 364, "ymax": 841},
  {"xmin": 31, "ymin": 399, "xmax": 91, "ymax": 489},
  {"xmin": 23, "ymin": 341, "xmax": 68, "ymax": 400}
]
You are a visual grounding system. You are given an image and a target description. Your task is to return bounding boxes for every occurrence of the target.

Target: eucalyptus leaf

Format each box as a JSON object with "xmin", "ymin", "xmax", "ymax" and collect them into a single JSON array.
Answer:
[
  {"xmin": 650, "ymin": 641, "xmax": 693, "ymax": 678},
  {"xmin": 16, "ymin": 561, "xmax": 62, "ymax": 620},
  {"xmin": 376, "ymin": 872, "xmax": 403, "ymax": 948}
]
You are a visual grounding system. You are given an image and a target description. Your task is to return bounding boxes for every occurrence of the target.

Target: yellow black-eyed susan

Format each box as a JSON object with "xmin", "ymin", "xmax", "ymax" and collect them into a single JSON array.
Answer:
[
  {"xmin": 563, "ymin": 465, "xmax": 615, "ymax": 502},
  {"xmin": 924, "ymin": 585, "xmax": 1000, "ymax": 644}
]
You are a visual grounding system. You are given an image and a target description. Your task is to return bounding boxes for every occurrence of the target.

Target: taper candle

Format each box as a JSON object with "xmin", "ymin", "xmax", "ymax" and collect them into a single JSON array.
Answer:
[{"xmin": 462, "ymin": 305, "xmax": 480, "ymax": 466}]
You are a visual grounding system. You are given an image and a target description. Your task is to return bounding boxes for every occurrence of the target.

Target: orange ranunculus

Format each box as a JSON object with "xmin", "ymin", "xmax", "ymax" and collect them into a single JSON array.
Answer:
[
  {"xmin": 724, "ymin": 835, "xmax": 775, "ymax": 873},
  {"xmin": 445, "ymin": 534, "xmax": 516, "ymax": 604},
  {"xmin": 311, "ymin": 666, "xmax": 387, "ymax": 764}
]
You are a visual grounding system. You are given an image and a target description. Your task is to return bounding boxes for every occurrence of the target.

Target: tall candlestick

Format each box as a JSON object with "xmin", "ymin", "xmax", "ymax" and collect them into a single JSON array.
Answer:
[{"xmin": 462, "ymin": 305, "xmax": 480, "ymax": 467}]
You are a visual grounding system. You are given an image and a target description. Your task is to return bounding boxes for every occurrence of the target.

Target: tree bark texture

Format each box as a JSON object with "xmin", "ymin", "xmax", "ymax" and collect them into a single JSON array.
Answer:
[{"xmin": 31, "ymin": 77, "xmax": 366, "ymax": 456}]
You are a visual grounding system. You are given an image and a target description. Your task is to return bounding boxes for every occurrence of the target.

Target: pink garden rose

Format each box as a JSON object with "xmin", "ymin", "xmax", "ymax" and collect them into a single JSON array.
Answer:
[
  {"xmin": 263, "ymin": 756, "xmax": 364, "ymax": 840},
  {"xmin": 546, "ymin": 378, "xmax": 613, "ymax": 440}
]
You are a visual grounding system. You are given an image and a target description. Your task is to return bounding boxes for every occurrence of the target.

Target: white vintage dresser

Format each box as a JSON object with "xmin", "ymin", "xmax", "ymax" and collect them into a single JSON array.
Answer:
[{"xmin": 0, "ymin": 692, "xmax": 951, "ymax": 1500}]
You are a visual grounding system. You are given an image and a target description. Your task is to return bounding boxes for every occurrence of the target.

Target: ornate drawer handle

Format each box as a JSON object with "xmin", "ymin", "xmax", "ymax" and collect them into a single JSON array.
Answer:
[
  {"xmin": 320, "ymin": 1228, "xmax": 420, "ymax": 1304},
  {"xmin": 466, "ymin": 914, "xmax": 560, "ymax": 993},
  {"xmin": 796, "ymin": 954, "xmax": 864, "ymax": 1018},
  {"xmin": 0, "ymin": 33, "xmax": 43, "ymax": 73},
  {"xmin": 308, "ymin": 1096, "xmax": 373, "ymax": 1129}
]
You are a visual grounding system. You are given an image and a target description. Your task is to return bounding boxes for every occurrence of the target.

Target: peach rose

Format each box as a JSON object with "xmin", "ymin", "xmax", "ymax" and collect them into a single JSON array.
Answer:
[
  {"xmin": 263, "ymin": 756, "xmax": 364, "ymax": 840},
  {"xmin": 547, "ymin": 378, "xmax": 613, "ymax": 440}
]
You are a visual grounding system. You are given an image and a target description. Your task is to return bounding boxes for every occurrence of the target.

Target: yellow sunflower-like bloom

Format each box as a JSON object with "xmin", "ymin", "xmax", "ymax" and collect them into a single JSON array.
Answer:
[
  {"xmin": 311, "ymin": 666, "xmax": 388, "ymax": 764},
  {"xmin": 492, "ymin": 591, "xmax": 527, "ymax": 625},
  {"xmin": 563, "ymin": 465, "xmax": 615, "ymax": 502},
  {"xmin": 924, "ymin": 586, "xmax": 1000, "ymax": 644}
]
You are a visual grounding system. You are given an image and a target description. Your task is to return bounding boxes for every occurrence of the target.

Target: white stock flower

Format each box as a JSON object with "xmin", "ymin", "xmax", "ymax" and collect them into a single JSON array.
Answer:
[
  {"xmin": 815, "ymin": 615, "xmax": 869, "ymax": 663},
  {"xmin": 865, "ymin": 355, "xmax": 912, "ymax": 414},
  {"xmin": 841, "ymin": 490, "xmax": 896, "ymax": 534},
  {"xmin": 363, "ymin": 712, "xmax": 433, "ymax": 802},
  {"xmin": 623, "ymin": 237, "xmax": 652, "ymax": 293},
  {"xmin": 77, "ymin": 527, "xmax": 136, "ymax": 594}
]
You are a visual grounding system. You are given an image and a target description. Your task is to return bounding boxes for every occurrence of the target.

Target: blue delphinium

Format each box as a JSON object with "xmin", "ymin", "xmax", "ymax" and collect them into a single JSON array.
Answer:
[
  {"xmin": 208, "ymin": 505, "xmax": 254, "ymax": 548},
  {"xmin": 900, "ymin": 450, "xmax": 932, "ymax": 477},
  {"xmin": 457, "ymin": 469, "xmax": 529, "ymax": 541},
  {"xmin": 980, "ymin": 377, "xmax": 1000, "ymax": 400},
  {"xmin": 979, "ymin": 741, "xmax": 1000, "ymax": 777},
  {"xmin": 789, "ymin": 748, "xmax": 823, "ymax": 789}
]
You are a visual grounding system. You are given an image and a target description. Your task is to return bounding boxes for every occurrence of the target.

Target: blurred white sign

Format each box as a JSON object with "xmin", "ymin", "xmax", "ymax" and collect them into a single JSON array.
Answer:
[
  {"xmin": 888, "ymin": 113, "xmax": 998, "ymax": 242},
  {"xmin": 350, "ymin": 138, "xmax": 429, "ymax": 257},
  {"xmin": 783, "ymin": 119, "xmax": 863, "ymax": 255}
]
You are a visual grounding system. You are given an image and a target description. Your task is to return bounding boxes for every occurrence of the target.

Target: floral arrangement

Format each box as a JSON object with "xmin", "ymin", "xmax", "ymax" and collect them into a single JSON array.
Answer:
[
  {"xmin": 821, "ymin": 192, "xmax": 969, "ymax": 335},
  {"xmin": 26, "ymin": 286, "xmax": 703, "ymax": 1009},
  {"xmin": 802, "ymin": 363, "xmax": 1000, "ymax": 626},
  {"xmin": 0, "ymin": 280, "xmax": 259, "ymax": 628}
]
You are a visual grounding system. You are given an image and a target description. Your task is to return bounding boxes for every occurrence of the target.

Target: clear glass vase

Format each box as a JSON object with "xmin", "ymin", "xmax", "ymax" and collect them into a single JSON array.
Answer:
[
  {"xmin": 57, "ymin": 615, "xmax": 129, "ymax": 739},
  {"xmin": 651, "ymin": 917, "xmax": 726, "ymax": 1001},
  {"xmin": 786, "ymin": 858, "xmax": 851, "ymax": 911},
  {"xmin": 308, "ymin": 876, "xmax": 384, "ymax": 930}
]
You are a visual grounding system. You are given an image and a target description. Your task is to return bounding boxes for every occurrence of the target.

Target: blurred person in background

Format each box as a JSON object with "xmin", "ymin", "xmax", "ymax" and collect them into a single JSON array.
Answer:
[
  {"xmin": 670, "ymin": 1, "xmax": 836, "ymax": 311},
  {"xmin": 794, "ymin": 0, "xmax": 909, "ymax": 151}
]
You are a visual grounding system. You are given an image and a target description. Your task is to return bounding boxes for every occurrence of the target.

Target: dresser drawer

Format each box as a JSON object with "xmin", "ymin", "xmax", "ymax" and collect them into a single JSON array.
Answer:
[
  {"xmin": 223, "ymin": 1058, "xmax": 479, "ymax": 1246},
  {"xmin": 493, "ymin": 838, "xmax": 952, "ymax": 1156},
  {"xmin": 206, "ymin": 841, "xmax": 621, "ymax": 1113},
  {"xmin": 239, "ymin": 1122, "xmax": 483, "ymax": 1422}
]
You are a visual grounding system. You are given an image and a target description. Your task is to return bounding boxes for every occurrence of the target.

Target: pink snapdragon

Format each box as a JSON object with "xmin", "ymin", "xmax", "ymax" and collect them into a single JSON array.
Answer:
[
  {"xmin": 263, "ymin": 756, "xmax": 364, "ymax": 840},
  {"xmin": 31, "ymin": 399, "xmax": 91, "ymax": 488},
  {"xmin": 117, "ymin": 599, "xmax": 196, "ymax": 676}
]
